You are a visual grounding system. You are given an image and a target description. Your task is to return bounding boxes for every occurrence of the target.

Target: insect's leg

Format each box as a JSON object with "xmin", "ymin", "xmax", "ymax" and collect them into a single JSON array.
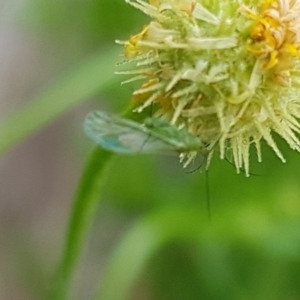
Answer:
[
  {"xmin": 136, "ymin": 103, "xmax": 154, "ymax": 152},
  {"xmin": 184, "ymin": 164, "xmax": 203, "ymax": 174},
  {"xmin": 184, "ymin": 153, "xmax": 207, "ymax": 174},
  {"xmin": 138, "ymin": 134, "xmax": 152, "ymax": 152}
]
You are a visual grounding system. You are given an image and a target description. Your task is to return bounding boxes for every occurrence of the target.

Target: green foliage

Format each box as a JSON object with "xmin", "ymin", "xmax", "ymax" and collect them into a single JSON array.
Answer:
[
  {"xmin": 23, "ymin": 0, "xmax": 147, "ymax": 42},
  {"xmin": 0, "ymin": 49, "xmax": 119, "ymax": 156}
]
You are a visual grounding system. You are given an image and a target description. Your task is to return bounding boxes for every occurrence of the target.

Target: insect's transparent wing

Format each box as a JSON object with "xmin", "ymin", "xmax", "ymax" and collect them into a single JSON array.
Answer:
[{"xmin": 84, "ymin": 111, "xmax": 178, "ymax": 154}]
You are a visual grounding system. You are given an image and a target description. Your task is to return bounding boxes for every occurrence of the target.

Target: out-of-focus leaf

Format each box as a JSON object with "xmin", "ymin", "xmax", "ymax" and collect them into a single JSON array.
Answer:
[
  {"xmin": 95, "ymin": 207, "xmax": 207, "ymax": 300},
  {"xmin": 23, "ymin": 0, "xmax": 147, "ymax": 42},
  {"xmin": 0, "ymin": 47, "xmax": 119, "ymax": 156},
  {"xmin": 95, "ymin": 206, "xmax": 300, "ymax": 300}
]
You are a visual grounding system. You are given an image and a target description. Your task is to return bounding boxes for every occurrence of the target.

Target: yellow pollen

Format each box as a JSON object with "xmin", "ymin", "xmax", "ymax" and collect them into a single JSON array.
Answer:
[
  {"xmin": 125, "ymin": 25, "xmax": 149, "ymax": 59},
  {"xmin": 284, "ymin": 43, "xmax": 300, "ymax": 57},
  {"xmin": 246, "ymin": 0, "xmax": 300, "ymax": 71},
  {"xmin": 264, "ymin": 50, "xmax": 279, "ymax": 71}
]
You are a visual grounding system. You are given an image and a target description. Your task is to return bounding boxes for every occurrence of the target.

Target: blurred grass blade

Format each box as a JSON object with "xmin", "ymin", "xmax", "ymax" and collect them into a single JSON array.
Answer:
[
  {"xmin": 95, "ymin": 207, "xmax": 207, "ymax": 300},
  {"xmin": 52, "ymin": 107, "xmax": 134, "ymax": 300},
  {"xmin": 51, "ymin": 147, "xmax": 114, "ymax": 300},
  {"xmin": 0, "ymin": 47, "xmax": 119, "ymax": 156}
]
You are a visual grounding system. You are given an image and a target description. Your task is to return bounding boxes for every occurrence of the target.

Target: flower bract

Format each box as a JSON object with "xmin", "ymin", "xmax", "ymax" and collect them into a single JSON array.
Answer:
[{"xmin": 117, "ymin": 0, "xmax": 300, "ymax": 176}]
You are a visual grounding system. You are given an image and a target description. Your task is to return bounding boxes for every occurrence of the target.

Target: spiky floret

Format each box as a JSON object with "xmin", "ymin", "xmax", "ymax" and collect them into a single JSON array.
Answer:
[{"xmin": 117, "ymin": 0, "xmax": 300, "ymax": 176}]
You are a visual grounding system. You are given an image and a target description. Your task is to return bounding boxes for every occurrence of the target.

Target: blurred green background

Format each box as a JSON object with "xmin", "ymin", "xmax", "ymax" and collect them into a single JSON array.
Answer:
[{"xmin": 0, "ymin": 1, "xmax": 300, "ymax": 299}]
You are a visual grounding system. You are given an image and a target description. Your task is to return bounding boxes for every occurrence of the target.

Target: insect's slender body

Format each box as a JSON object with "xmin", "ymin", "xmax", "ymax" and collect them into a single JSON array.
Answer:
[{"xmin": 84, "ymin": 110, "xmax": 206, "ymax": 156}]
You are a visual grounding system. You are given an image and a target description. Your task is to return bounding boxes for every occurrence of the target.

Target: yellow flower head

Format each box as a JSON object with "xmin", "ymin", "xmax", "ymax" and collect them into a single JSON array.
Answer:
[{"xmin": 117, "ymin": 0, "xmax": 300, "ymax": 176}]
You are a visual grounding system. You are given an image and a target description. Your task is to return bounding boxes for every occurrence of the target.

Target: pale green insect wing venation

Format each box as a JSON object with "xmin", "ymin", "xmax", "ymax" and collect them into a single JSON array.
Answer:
[
  {"xmin": 146, "ymin": 118, "xmax": 202, "ymax": 151},
  {"xmin": 84, "ymin": 111, "xmax": 183, "ymax": 154}
]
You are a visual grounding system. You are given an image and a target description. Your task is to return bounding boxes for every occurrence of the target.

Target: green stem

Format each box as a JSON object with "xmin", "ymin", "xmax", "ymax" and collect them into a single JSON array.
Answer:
[
  {"xmin": 51, "ymin": 107, "xmax": 134, "ymax": 300},
  {"xmin": 50, "ymin": 147, "xmax": 114, "ymax": 300}
]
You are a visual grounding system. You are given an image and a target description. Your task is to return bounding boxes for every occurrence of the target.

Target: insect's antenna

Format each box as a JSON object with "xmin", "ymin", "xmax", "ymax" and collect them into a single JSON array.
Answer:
[{"xmin": 205, "ymin": 169, "xmax": 212, "ymax": 222}]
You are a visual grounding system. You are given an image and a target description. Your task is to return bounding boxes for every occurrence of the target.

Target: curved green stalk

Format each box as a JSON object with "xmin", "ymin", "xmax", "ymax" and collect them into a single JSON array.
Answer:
[
  {"xmin": 50, "ymin": 147, "xmax": 114, "ymax": 300},
  {"xmin": 50, "ymin": 107, "xmax": 134, "ymax": 300}
]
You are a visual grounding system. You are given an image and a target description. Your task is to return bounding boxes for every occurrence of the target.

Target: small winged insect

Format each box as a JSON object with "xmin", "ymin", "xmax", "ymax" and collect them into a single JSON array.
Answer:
[
  {"xmin": 85, "ymin": 110, "xmax": 212, "ymax": 220},
  {"xmin": 84, "ymin": 110, "xmax": 207, "ymax": 157}
]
